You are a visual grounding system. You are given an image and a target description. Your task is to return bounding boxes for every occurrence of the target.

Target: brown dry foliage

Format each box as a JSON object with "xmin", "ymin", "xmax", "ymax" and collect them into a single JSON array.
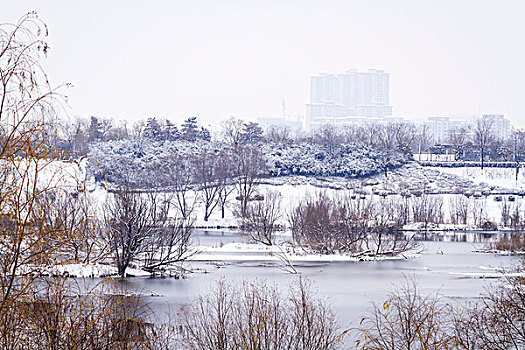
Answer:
[{"xmin": 0, "ymin": 13, "xmax": 174, "ymax": 349}]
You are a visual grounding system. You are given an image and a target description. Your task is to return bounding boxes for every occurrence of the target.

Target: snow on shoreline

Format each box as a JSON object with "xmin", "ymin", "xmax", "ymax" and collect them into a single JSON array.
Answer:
[
  {"xmin": 189, "ymin": 242, "xmax": 417, "ymax": 263},
  {"xmin": 34, "ymin": 240, "xmax": 524, "ymax": 279},
  {"xmin": 41, "ymin": 263, "xmax": 150, "ymax": 278},
  {"xmin": 35, "ymin": 243, "xmax": 417, "ymax": 278}
]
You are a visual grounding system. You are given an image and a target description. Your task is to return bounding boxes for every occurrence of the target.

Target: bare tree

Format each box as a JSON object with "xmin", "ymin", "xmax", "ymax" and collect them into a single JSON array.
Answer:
[
  {"xmin": 473, "ymin": 117, "xmax": 495, "ymax": 170},
  {"xmin": 472, "ymin": 199, "xmax": 488, "ymax": 228},
  {"xmin": 57, "ymin": 115, "xmax": 90, "ymax": 153},
  {"xmin": 341, "ymin": 124, "xmax": 359, "ymax": 144},
  {"xmin": 357, "ymin": 123, "xmax": 383, "ymax": 148},
  {"xmin": 241, "ymin": 190, "xmax": 282, "ymax": 245},
  {"xmin": 164, "ymin": 154, "xmax": 198, "ymax": 219},
  {"xmin": 221, "ymin": 116, "xmax": 245, "ymax": 146},
  {"xmin": 510, "ymin": 201, "xmax": 524, "ymax": 229},
  {"xmin": 131, "ymin": 119, "xmax": 146, "ymax": 139},
  {"xmin": 192, "ymin": 150, "xmax": 223, "ymax": 221},
  {"xmin": 0, "ymin": 12, "xmax": 78, "ymax": 346},
  {"xmin": 414, "ymin": 123, "xmax": 431, "ymax": 160},
  {"xmin": 313, "ymin": 123, "xmax": 342, "ymax": 154},
  {"xmin": 216, "ymin": 161, "xmax": 236, "ymax": 219},
  {"xmin": 265, "ymin": 124, "xmax": 291, "ymax": 143},
  {"xmin": 447, "ymin": 125, "xmax": 470, "ymax": 160},
  {"xmin": 365, "ymin": 198, "xmax": 415, "ymax": 256},
  {"xmin": 378, "ymin": 123, "xmax": 396, "ymax": 150},
  {"xmin": 105, "ymin": 187, "xmax": 159, "ymax": 277},
  {"xmin": 232, "ymin": 145, "xmax": 268, "ymax": 217},
  {"xmin": 39, "ymin": 189, "xmax": 105, "ymax": 263},
  {"xmin": 509, "ymin": 128, "xmax": 525, "ymax": 180},
  {"xmin": 392, "ymin": 122, "xmax": 416, "ymax": 154},
  {"xmin": 142, "ymin": 202, "xmax": 194, "ymax": 274},
  {"xmin": 500, "ymin": 198, "xmax": 511, "ymax": 227},
  {"xmin": 411, "ymin": 195, "xmax": 444, "ymax": 229},
  {"xmin": 0, "ymin": 13, "xmax": 176, "ymax": 349},
  {"xmin": 105, "ymin": 188, "xmax": 194, "ymax": 277},
  {"xmin": 448, "ymin": 195, "xmax": 470, "ymax": 225}
]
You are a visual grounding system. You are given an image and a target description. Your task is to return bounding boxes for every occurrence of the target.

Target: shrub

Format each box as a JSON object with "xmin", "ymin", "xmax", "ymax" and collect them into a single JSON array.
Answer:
[{"xmin": 180, "ymin": 278, "xmax": 342, "ymax": 350}]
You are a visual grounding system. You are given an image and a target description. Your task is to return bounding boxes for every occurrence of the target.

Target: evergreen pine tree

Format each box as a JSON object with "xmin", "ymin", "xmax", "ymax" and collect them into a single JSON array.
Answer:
[{"xmin": 181, "ymin": 116, "xmax": 199, "ymax": 141}]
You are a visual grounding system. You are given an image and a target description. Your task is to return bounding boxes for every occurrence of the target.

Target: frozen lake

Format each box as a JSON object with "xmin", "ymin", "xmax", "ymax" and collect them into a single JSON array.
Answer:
[{"xmin": 118, "ymin": 230, "xmax": 521, "ymax": 330}]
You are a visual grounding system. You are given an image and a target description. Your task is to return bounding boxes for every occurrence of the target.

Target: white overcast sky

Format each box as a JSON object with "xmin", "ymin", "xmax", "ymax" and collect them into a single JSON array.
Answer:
[{"xmin": 2, "ymin": 0, "xmax": 524, "ymax": 127}]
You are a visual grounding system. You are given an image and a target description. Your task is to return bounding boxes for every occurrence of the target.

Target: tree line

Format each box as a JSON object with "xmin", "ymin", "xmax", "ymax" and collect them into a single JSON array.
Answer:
[{"xmin": 52, "ymin": 112, "xmax": 525, "ymax": 168}]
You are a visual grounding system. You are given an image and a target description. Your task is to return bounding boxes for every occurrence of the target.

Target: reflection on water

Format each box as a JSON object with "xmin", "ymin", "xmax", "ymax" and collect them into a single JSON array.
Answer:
[
  {"xmin": 196, "ymin": 228, "xmax": 515, "ymax": 246},
  {"xmin": 412, "ymin": 230, "xmax": 500, "ymax": 243},
  {"xmin": 192, "ymin": 229, "xmax": 243, "ymax": 247}
]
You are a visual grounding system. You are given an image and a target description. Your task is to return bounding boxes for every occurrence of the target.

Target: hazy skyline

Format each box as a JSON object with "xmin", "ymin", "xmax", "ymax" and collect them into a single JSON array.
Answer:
[{"xmin": 2, "ymin": 0, "xmax": 524, "ymax": 127}]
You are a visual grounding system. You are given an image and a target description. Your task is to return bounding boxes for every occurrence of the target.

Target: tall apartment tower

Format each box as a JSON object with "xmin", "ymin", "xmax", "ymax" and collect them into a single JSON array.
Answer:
[{"xmin": 306, "ymin": 69, "xmax": 392, "ymax": 125}]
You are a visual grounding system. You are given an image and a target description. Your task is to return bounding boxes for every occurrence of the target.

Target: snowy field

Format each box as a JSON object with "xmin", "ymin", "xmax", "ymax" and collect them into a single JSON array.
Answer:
[
  {"xmin": 32, "ymin": 160, "xmax": 525, "ymax": 278},
  {"xmin": 79, "ymin": 161, "xmax": 525, "ymax": 230}
]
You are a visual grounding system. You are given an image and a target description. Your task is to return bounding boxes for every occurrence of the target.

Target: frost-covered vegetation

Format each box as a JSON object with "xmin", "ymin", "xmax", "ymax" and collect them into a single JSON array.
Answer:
[{"xmin": 87, "ymin": 139, "xmax": 409, "ymax": 186}]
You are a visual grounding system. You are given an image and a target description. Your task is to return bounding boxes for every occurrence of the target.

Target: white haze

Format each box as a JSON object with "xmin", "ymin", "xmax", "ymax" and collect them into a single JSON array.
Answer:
[{"xmin": 2, "ymin": 0, "xmax": 524, "ymax": 127}]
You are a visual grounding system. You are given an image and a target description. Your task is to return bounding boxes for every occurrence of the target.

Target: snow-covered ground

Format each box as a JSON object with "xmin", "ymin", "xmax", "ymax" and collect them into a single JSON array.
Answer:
[
  {"xmin": 43, "ymin": 263, "xmax": 150, "ymax": 278},
  {"xmin": 189, "ymin": 242, "xmax": 416, "ymax": 263},
  {"xmin": 433, "ymin": 166, "xmax": 525, "ymax": 192},
  {"xmin": 81, "ymin": 162, "xmax": 525, "ymax": 230}
]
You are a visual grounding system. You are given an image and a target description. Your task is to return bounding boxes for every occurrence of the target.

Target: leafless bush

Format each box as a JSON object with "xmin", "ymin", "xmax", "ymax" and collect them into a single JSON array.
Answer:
[
  {"xmin": 448, "ymin": 195, "xmax": 470, "ymax": 225},
  {"xmin": 410, "ymin": 194, "xmax": 444, "ymax": 228},
  {"xmin": 501, "ymin": 198, "xmax": 512, "ymax": 227},
  {"xmin": 241, "ymin": 190, "xmax": 283, "ymax": 245},
  {"xmin": 510, "ymin": 201, "xmax": 525, "ymax": 229},
  {"xmin": 36, "ymin": 189, "xmax": 106, "ymax": 264},
  {"xmin": 290, "ymin": 193, "xmax": 417, "ymax": 255},
  {"xmin": 491, "ymin": 233, "xmax": 525, "ymax": 252},
  {"xmin": 289, "ymin": 193, "xmax": 366, "ymax": 254},
  {"xmin": 364, "ymin": 198, "xmax": 418, "ymax": 255},
  {"xmin": 4, "ymin": 277, "xmax": 174, "ymax": 350},
  {"xmin": 472, "ymin": 199, "xmax": 489, "ymax": 228},
  {"xmin": 354, "ymin": 275, "xmax": 525, "ymax": 350},
  {"xmin": 181, "ymin": 278, "xmax": 342, "ymax": 350},
  {"xmin": 354, "ymin": 279, "xmax": 456, "ymax": 349},
  {"xmin": 453, "ymin": 276, "xmax": 525, "ymax": 349}
]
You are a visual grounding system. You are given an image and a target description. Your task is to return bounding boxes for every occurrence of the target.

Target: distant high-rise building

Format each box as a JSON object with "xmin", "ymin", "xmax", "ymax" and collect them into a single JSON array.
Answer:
[
  {"xmin": 482, "ymin": 114, "xmax": 510, "ymax": 140},
  {"xmin": 306, "ymin": 69, "xmax": 392, "ymax": 127},
  {"xmin": 426, "ymin": 114, "xmax": 510, "ymax": 144},
  {"xmin": 427, "ymin": 116, "xmax": 452, "ymax": 144},
  {"xmin": 426, "ymin": 115, "xmax": 475, "ymax": 144}
]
